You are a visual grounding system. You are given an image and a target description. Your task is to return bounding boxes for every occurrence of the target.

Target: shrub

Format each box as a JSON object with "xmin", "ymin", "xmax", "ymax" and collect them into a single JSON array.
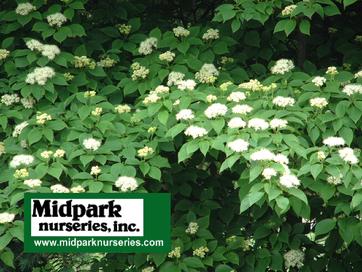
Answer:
[{"xmin": 0, "ymin": 0, "xmax": 362, "ymax": 271}]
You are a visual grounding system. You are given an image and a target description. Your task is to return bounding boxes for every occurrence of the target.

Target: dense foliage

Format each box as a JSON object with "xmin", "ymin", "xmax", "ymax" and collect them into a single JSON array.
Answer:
[{"xmin": 1, "ymin": 0, "xmax": 362, "ymax": 271}]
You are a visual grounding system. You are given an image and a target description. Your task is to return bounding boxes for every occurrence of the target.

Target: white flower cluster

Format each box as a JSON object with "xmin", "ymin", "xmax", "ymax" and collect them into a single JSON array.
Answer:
[
  {"xmin": 13, "ymin": 121, "xmax": 28, "ymax": 137},
  {"xmin": 262, "ymin": 168, "xmax": 277, "ymax": 180},
  {"xmin": 14, "ymin": 168, "xmax": 29, "ymax": 179},
  {"xmin": 51, "ymin": 184, "xmax": 70, "ymax": 193},
  {"xmin": 228, "ymin": 117, "xmax": 246, "ymax": 129},
  {"xmin": 250, "ymin": 149, "xmax": 275, "ymax": 161},
  {"xmin": 0, "ymin": 49, "xmax": 10, "ymax": 61},
  {"xmin": 91, "ymin": 107, "xmax": 102, "ymax": 116},
  {"xmin": 84, "ymin": 90, "xmax": 96, "ymax": 97},
  {"xmin": 15, "ymin": 2, "xmax": 36, "ymax": 15},
  {"xmin": 173, "ymin": 26, "xmax": 190, "ymax": 38},
  {"xmin": 202, "ymin": 28, "xmax": 219, "ymax": 41},
  {"xmin": 21, "ymin": 97, "xmax": 35, "ymax": 109},
  {"xmin": 312, "ymin": 76, "xmax": 327, "ymax": 87},
  {"xmin": 338, "ymin": 147, "xmax": 358, "ymax": 165},
  {"xmin": 232, "ymin": 104, "xmax": 253, "ymax": 114},
  {"xmin": 206, "ymin": 94, "xmax": 217, "ymax": 103},
  {"xmin": 137, "ymin": 146, "xmax": 154, "ymax": 157},
  {"xmin": 142, "ymin": 267, "xmax": 155, "ymax": 272},
  {"xmin": 195, "ymin": 63, "xmax": 219, "ymax": 84},
  {"xmin": 204, "ymin": 103, "xmax": 227, "ymax": 118},
  {"xmin": 193, "ymin": 246, "xmax": 209, "ymax": 258},
  {"xmin": 118, "ymin": 24, "xmax": 131, "ymax": 35},
  {"xmin": 326, "ymin": 66, "xmax": 338, "ymax": 75},
  {"xmin": 1, "ymin": 94, "xmax": 20, "ymax": 106},
  {"xmin": 91, "ymin": 166, "xmax": 101, "ymax": 176},
  {"xmin": 71, "ymin": 185, "xmax": 85, "ymax": 193},
  {"xmin": 115, "ymin": 104, "xmax": 131, "ymax": 113},
  {"xmin": 220, "ymin": 81, "xmax": 233, "ymax": 91},
  {"xmin": 323, "ymin": 137, "xmax": 345, "ymax": 147},
  {"xmin": 270, "ymin": 59, "xmax": 294, "ymax": 75},
  {"xmin": 184, "ymin": 125, "xmax": 207, "ymax": 139},
  {"xmin": 40, "ymin": 150, "xmax": 53, "ymax": 159},
  {"xmin": 159, "ymin": 51, "xmax": 175, "ymax": 62},
  {"xmin": 310, "ymin": 97, "xmax": 328, "ymax": 108},
  {"xmin": 281, "ymin": 5, "xmax": 297, "ymax": 16},
  {"xmin": 283, "ymin": 249, "xmax": 305, "ymax": 270},
  {"xmin": 272, "ymin": 96, "xmax": 295, "ymax": 107},
  {"xmin": 138, "ymin": 37, "xmax": 158, "ymax": 55},
  {"xmin": 115, "ymin": 176, "xmax": 138, "ymax": 192},
  {"xmin": 41, "ymin": 149, "xmax": 65, "ymax": 159},
  {"xmin": 354, "ymin": 70, "xmax": 362, "ymax": 78},
  {"xmin": 26, "ymin": 66, "xmax": 55, "ymax": 85},
  {"xmin": 177, "ymin": 79, "xmax": 197, "ymax": 91},
  {"xmin": 185, "ymin": 222, "xmax": 199, "ymax": 234},
  {"xmin": 97, "ymin": 57, "xmax": 117, "ymax": 68},
  {"xmin": 131, "ymin": 62, "xmax": 149, "ymax": 81},
  {"xmin": 167, "ymin": 71, "xmax": 185, "ymax": 86},
  {"xmin": 317, "ymin": 150, "xmax": 326, "ymax": 161},
  {"xmin": 327, "ymin": 175, "xmax": 343, "ymax": 185},
  {"xmin": 74, "ymin": 56, "xmax": 96, "ymax": 69},
  {"xmin": 270, "ymin": 118, "xmax": 288, "ymax": 129},
  {"xmin": 279, "ymin": 174, "xmax": 300, "ymax": 188},
  {"xmin": 47, "ymin": 13, "xmax": 67, "ymax": 27},
  {"xmin": 36, "ymin": 112, "xmax": 52, "ymax": 125},
  {"xmin": 242, "ymin": 237, "xmax": 255, "ymax": 251},
  {"xmin": 0, "ymin": 212, "xmax": 15, "ymax": 224},
  {"xmin": 143, "ymin": 93, "xmax": 161, "ymax": 105},
  {"xmin": 227, "ymin": 139, "xmax": 249, "ymax": 153},
  {"xmin": 176, "ymin": 109, "xmax": 194, "ymax": 121},
  {"xmin": 0, "ymin": 142, "xmax": 4, "ymax": 157},
  {"xmin": 168, "ymin": 247, "xmax": 181, "ymax": 258},
  {"xmin": 342, "ymin": 84, "xmax": 362, "ymax": 96},
  {"xmin": 24, "ymin": 179, "xmax": 42, "ymax": 188},
  {"xmin": 248, "ymin": 118, "xmax": 269, "ymax": 131},
  {"xmin": 239, "ymin": 79, "xmax": 263, "ymax": 92},
  {"xmin": 9, "ymin": 154, "xmax": 34, "ymax": 168},
  {"xmin": 83, "ymin": 138, "xmax": 102, "ymax": 151},
  {"xmin": 151, "ymin": 85, "xmax": 170, "ymax": 95},
  {"xmin": 227, "ymin": 92, "xmax": 246, "ymax": 102}
]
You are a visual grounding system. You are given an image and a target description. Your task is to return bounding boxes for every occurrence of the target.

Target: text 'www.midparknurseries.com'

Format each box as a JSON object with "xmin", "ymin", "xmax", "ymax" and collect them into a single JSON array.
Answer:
[
  {"xmin": 34, "ymin": 238, "xmax": 164, "ymax": 248},
  {"xmin": 24, "ymin": 193, "xmax": 171, "ymax": 253}
]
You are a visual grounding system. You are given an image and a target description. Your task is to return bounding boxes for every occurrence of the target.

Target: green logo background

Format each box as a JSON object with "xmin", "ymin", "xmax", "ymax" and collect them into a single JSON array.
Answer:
[{"xmin": 24, "ymin": 193, "xmax": 171, "ymax": 253}]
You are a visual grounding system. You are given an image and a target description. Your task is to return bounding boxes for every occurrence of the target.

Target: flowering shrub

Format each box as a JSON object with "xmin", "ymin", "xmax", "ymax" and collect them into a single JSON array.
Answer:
[{"xmin": 1, "ymin": 0, "xmax": 362, "ymax": 271}]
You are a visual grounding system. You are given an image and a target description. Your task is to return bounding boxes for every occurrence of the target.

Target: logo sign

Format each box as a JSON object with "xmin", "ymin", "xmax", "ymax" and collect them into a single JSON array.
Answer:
[{"xmin": 24, "ymin": 193, "xmax": 170, "ymax": 253}]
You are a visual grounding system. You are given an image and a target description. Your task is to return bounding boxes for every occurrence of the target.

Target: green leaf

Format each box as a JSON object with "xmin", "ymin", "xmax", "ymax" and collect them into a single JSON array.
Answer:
[
  {"xmin": 199, "ymin": 141, "xmax": 210, "ymax": 156},
  {"xmin": 0, "ymin": 249, "xmax": 14, "ymax": 268},
  {"xmin": 239, "ymin": 191, "xmax": 264, "ymax": 213},
  {"xmin": 213, "ymin": 41, "xmax": 229, "ymax": 54},
  {"xmin": 48, "ymin": 162, "xmax": 63, "ymax": 180},
  {"xmin": 288, "ymin": 188, "xmax": 308, "ymax": 204},
  {"xmin": 344, "ymin": 0, "xmax": 358, "ymax": 8},
  {"xmin": 276, "ymin": 196, "xmax": 289, "ymax": 213},
  {"xmin": 28, "ymin": 128, "xmax": 43, "ymax": 145},
  {"xmin": 351, "ymin": 193, "xmax": 362, "ymax": 208},
  {"xmin": 149, "ymin": 166, "xmax": 161, "ymax": 181},
  {"xmin": 183, "ymin": 257, "xmax": 205, "ymax": 269},
  {"xmin": 299, "ymin": 19, "xmax": 310, "ymax": 35},
  {"xmin": 0, "ymin": 233, "xmax": 12, "ymax": 251},
  {"xmin": 311, "ymin": 164, "xmax": 323, "ymax": 179},
  {"xmin": 89, "ymin": 181, "xmax": 103, "ymax": 193},
  {"xmin": 9, "ymin": 225, "xmax": 23, "ymax": 242},
  {"xmin": 80, "ymin": 155, "xmax": 94, "ymax": 167},
  {"xmin": 177, "ymin": 41, "xmax": 190, "ymax": 54},
  {"xmin": 315, "ymin": 218, "xmax": 336, "ymax": 236},
  {"xmin": 158, "ymin": 110, "xmax": 169, "ymax": 125},
  {"xmin": 217, "ymin": 4, "xmax": 236, "ymax": 22}
]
